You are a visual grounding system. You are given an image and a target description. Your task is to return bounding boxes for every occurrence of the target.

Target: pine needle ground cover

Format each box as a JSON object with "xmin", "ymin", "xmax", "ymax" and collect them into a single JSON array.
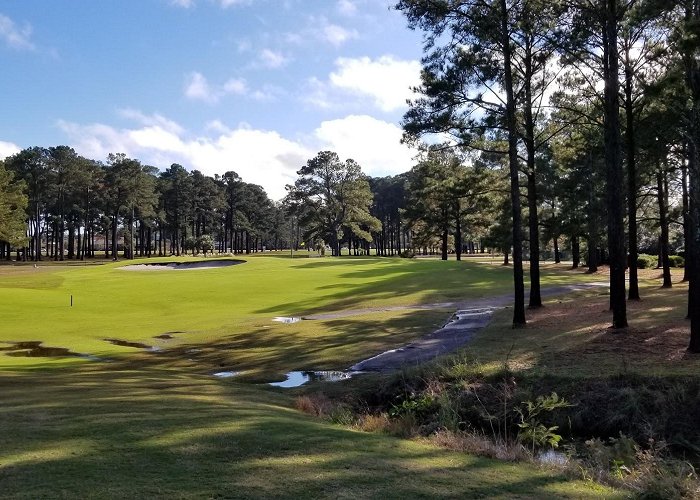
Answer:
[
  {"xmin": 0, "ymin": 256, "xmax": 619, "ymax": 498},
  {"xmin": 461, "ymin": 268, "xmax": 699, "ymax": 378}
]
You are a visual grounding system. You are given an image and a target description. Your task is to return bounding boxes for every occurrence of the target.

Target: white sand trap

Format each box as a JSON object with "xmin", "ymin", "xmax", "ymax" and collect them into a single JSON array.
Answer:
[{"xmin": 119, "ymin": 260, "xmax": 245, "ymax": 271}]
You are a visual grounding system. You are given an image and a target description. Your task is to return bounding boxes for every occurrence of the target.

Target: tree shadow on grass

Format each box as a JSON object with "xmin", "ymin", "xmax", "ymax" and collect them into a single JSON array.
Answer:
[
  {"xmin": 257, "ymin": 259, "xmax": 515, "ymax": 317},
  {"xmin": 0, "ymin": 367, "xmax": 617, "ymax": 499}
]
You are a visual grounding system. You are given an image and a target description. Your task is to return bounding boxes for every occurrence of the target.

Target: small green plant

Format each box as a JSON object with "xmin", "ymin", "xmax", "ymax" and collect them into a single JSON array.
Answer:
[
  {"xmin": 389, "ymin": 394, "xmax": 435, "ymax": 420},
  {"xmin": 328, "ymin": 405, "xmax": 355, "ymax": 426},
  {"xmin": 515, "ymin": 392, "xmax": 573, "ymax": 453}
]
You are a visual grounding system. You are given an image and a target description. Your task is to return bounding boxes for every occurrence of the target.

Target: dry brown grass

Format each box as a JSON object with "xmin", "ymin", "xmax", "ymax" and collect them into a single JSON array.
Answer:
[
  {"xmin": 355, "ymin": 413, "xmax": 392, "ymax": 433},
  {"xmin": 428, "ymin": 430, "xmax": 528, "ymax": 462},
  {"xmin": 464, "ymin": 266, "xmax": 700, "ymax": 377},
  {"xmin": 294, "ymin": 393, "xmax": 333, "ymax": 417}
]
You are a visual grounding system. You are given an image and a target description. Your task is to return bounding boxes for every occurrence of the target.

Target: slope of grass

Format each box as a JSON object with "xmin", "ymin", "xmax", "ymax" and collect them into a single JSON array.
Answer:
[
  {"xmin": 0, "ymin": 364, "xmax": 619, "ymax": 499},
  {"xmin": 0, "ymin": 256, "xmax": 624, "ymax": 497}
]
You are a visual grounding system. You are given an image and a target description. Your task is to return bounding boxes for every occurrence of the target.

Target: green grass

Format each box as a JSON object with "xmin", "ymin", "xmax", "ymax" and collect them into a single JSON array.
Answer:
[
  {"xmin": 0, "ymin": 256, "xmax": 623, "ymax": 497},
  {"xmin": 0, "ymin": 365, "xmax": 619, "ymax": 499},
  {"xmin": 0, "ymin": 255, "xmax": 592, "ymax": 373}
]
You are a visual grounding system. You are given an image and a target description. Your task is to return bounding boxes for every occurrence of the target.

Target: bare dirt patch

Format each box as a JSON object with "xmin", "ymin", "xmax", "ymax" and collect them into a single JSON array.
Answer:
[{"xmin": 520, "ymin": 278, "xmax": 698, "ymax": 373}]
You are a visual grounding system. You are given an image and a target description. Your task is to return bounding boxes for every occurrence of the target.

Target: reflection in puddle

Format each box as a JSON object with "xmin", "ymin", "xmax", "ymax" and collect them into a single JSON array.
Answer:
[
  {"xmin": 268, "ymin": 370, "xmax": 361, "ymax": 388},
  {"xmin": 213, "ymin": 371, "xmax": 240, "ymax": 378},
  {"xmin": 272, "ymin": 317, "xmax": 302, "ymax": 324}
]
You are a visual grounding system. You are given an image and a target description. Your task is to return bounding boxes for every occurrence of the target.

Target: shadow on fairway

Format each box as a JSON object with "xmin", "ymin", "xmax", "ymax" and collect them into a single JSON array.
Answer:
[
  {"xmin": 0, "ymin": 367, "xmax": 618, "ymax": 498},
  {"xmin": 255, "ymin": 259, "xmax": 515, "ymax": 316}
]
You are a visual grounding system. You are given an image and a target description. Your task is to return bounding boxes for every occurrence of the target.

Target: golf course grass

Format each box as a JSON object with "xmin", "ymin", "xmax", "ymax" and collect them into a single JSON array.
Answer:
[{"xmin": 0, "ymin": 255, "xmax": 620, "ymax": 498}]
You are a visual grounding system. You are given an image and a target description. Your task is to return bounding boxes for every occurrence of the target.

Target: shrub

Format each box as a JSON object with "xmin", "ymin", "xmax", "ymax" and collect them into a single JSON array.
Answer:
[
  {"xmin": 399, "ymin": 249, "xmax": 416, "ymax": 259},
  {"xmin": 389, "ymin": 394, "xmax": 436, "ymax": 420},
  {"xmin": 669, "ymin": 255, "xmax": 685, "ymax": 268},
  {"xmin": 198, "ymin": 235, "xmax": 214, "ymax": 255},
  {"xmin": 579, "ymin": 436, "xmax": 699, "ymax": 499},
  {"xmin": 637, "ymin": 254, "xmax": 657, "ymax": 269}
]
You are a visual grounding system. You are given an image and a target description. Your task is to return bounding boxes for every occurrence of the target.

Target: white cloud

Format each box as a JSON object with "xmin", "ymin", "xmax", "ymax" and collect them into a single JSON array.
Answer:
[
  {"xmin": 170, "ymin": 0, "xmax": 195, "ymax": 7},
  {"xmin": 0, "ymin": 140, "xmax": 21, "ymax": 159},
  {"xmin": 301, "ymin": 77, "xmax": 333, "ymax": 109},
  {"xmin": 205, "ymin": 120, "xmax": 231, "ymax": 134},
  {"xmin": 118, "ymin": 108, "xmax": 185, "ymax": 135},
  {"xmin": 322, "ymin": 23, "xmax": 358, "ymax": 47},
  {"xmin": 56, "ymin": 111, "xmax": 418, "ymax": 200},
  {"xmin": 170, "ymin": 0, "xmax": 252, "ymax": 8},
  {"xmin": 184, "ymin": 72, "xmax": 217, "ymax": 102},
  {"xmin": 337, "ymin": 0, "xmax": 357, "ymax": 16},
  {"xmin": 57, "ymin": 114, "xmax": 309, "ymax": 200},
  {"xmin": 223, "ymin": 77, "xmax": 248, "ymax": 95},
  {"xmin": 184, "ymin": 72, "xmax": 252, "ymax": 103},
  {"xmin": 219, "ymin": 0, "xmax": 253, "ymax": 7},
  {"xmin": 0, "ymin": 14, "xmax": 35, "ymax": 50},
  {"xmin": 329, "ymin": 56, "xmax": 421, "ymax": 112},
  {"xmin": 259, "ymin": 48, "xmax": 289, "ymax": 69},
  {"xmin": 313, "ymin": 115, "xmax": 416, "ymax": 176}
]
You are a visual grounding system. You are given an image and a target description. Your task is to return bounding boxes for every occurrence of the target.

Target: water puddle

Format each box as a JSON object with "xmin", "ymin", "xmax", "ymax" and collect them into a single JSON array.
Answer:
[
  {"xmin": 268, "ymin": 370, "xmax": 361, "ymax": 388},
  {"xmin": 213, "ymin": 371, "xmax": 240, "ymax": 378},
  {"xmin": 441, "ymin": 308, "xmax": 495, "ymax": 330},
  {"xmin": 272, "ymin": 317, "xmax": 302, "ymax": 324}
]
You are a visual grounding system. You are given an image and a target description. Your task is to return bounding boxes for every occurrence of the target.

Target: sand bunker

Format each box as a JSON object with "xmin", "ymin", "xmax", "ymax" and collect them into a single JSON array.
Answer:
[{"xmin": 119, "ymin": 259, "xmax": 245, "ymax": 271}]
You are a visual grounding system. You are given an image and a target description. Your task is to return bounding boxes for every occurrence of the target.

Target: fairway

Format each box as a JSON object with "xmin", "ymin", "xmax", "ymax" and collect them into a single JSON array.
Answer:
[
  {"xmin": 0, "ymin": 256, "xmax": 620, "ymax": 498},
  {"xmin": 0, "ymin": 255, "xmax": 586, "ymax": 374}
]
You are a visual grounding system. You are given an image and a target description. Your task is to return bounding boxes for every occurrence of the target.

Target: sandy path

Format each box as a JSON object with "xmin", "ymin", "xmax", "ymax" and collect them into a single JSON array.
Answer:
[{"xmin": 340, "ymin": 282, "xmax": 609, "ymax": 372}]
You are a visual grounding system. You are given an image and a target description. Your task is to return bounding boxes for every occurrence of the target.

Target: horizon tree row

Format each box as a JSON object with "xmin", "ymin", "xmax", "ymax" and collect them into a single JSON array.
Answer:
[{"xmin": 0, "ymin": 146, "xmax": 292, "ymax": 261}]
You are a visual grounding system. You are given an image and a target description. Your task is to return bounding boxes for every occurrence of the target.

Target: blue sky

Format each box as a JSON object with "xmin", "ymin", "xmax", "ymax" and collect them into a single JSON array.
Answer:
[{"xmin": 0, "ymin": 0, "xmax": 424, "ymax": 199}]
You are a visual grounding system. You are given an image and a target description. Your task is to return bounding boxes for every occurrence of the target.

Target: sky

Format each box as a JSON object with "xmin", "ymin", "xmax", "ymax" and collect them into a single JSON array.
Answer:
[{"xmin": 0, "ymin": 0, "xmax": 426, "ymax": 200}]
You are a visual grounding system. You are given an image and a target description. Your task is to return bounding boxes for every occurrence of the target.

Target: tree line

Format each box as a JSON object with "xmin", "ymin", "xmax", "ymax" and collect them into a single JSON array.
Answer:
[
  {"xmin": 0, "ymin": 147, "xmax": 291, "ymax": 260},
  {"xmin": 0, "ymin": 146, "xmax": 503, "ymax": 264},
  {"xmin": 394, "ymin": 0, "xmax": 700, "ymax": 351}
]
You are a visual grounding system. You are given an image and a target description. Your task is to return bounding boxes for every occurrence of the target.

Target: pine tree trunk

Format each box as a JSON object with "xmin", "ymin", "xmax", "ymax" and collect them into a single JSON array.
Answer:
[
  {"xmin": 683, "ymin": 3, "xmax": 700, "ymax": 350},
  {"xmin": 572, "ymin": 234, "xmax": 580, "ymax": 269},
  {"xmin": 657, "ymin": 168, "xmax": 672, "ymax": 288},
  {"xmin": 603, "ymin": 0, "xmax": 627, "ymax": 328},
  {"xmin": 624, "ymin": 50, "xmax": 640, "ymax": 300},
  {"xmin": 500, "ymin": 0, "xmax": 525, "ymax": 327},
  {"xmin": 682, "ymin": 154, "xmax": 691, "ymax": 282}
]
